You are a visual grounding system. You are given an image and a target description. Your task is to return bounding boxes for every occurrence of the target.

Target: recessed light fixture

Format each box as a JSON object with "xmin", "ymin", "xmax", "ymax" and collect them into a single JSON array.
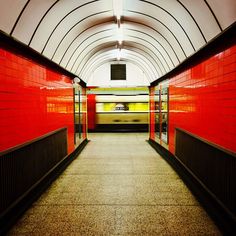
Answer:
[
  {"xmin": 73, "ymin": 77, "xmax": 80, "ymax": 84},
  {"xmin": 116, "ymin": 48, "xmax": 121, "ymax": 61},
  {"xmin": 117, "ymin": 26, "xmax": 123, "ymax": 44},
  {"xmin": 113, "ymin": 0, "xmax": 123, "ymax": 20}
]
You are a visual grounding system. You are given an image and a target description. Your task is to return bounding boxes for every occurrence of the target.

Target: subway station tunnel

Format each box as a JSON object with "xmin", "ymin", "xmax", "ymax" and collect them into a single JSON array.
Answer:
[{"xmin": 0, "ymin": 0, "xmax": 235, "ymax": 235}]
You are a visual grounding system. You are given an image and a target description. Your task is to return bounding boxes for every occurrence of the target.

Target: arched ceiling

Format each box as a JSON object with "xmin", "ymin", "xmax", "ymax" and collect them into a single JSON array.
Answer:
[{"xmin": 0, "ymin": 0, "xmax": 235, "ymax": 85}]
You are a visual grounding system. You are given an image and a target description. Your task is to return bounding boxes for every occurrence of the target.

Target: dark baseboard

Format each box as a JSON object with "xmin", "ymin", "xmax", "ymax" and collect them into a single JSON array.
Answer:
[
  {"xmin": 0, "ymin": 139, "xmax": 89, "ymax": 236},
  {"xmin": 148, "ymin": 139, "xmax": 236, "ymax": 236}
]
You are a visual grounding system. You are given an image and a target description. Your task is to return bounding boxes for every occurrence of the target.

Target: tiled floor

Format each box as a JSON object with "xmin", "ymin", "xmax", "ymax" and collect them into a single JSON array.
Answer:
[{"xmin": 8, "ymin": 133, "xmax": 221, "ymax": 235}]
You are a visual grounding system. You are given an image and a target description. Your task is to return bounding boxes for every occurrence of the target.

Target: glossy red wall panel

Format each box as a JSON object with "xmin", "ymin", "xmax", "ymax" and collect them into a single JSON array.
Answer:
[
  {"xmin": 87, "ymin": 94, "xmax": 96, "ymax": 130},
  {"xmin": 168, "ymin": 45, "xmax": 236, "ymax": 153},
  {"xmin": 0, "ymin": 48, "xmax": 75, "ymax": 153}
]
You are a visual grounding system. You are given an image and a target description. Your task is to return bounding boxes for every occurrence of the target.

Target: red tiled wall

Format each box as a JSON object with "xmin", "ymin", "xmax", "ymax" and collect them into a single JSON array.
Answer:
[
  {"xmin": 87, "ymin": 94, "xmax": 96, "ymax": 130},
  {"xmin": 169, "ymin": 44, "xmax": 236, "ymax": 153},
  {"xmin": 0, "ymin": 48, "xmax": 75, "ymax": 153}
]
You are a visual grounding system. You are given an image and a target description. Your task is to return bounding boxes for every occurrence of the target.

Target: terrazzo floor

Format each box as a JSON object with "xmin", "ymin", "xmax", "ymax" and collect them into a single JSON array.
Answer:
[{"xmin": 8, "ymin": 133, "xmax": 221, "ymax": 235}]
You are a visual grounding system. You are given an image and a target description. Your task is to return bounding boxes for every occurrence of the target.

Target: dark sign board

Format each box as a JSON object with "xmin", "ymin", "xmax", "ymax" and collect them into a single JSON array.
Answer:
[{"xmin": 111, "ymin": 64, "xmax": 126, "ymax": 80}]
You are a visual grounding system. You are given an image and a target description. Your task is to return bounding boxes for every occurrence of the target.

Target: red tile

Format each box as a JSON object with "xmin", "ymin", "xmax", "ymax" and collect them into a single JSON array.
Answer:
[
  {"xmin": 150, "ymin": 44, "xmax": 236, "ymax": 154},
  {"xmin": 0, "ymin": 47, "xmax": 85, "ymax": 153}
]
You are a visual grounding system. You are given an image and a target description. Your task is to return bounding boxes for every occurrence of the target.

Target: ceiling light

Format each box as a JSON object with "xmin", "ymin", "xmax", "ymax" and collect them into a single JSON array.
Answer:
[
  {"xmin": 117, "ymin": 26, "xmax": 123, "ymax": 44},
  {"xmin": 73, "ymin": 77, "xmax": 80, "ymax": 84},
  {"xmin": 116, "ymin": 48, "xmax": 121, "ymax": 61},
  {"xmin": 113, "ymin": 0, "xmax": 123, "ymax": 20}
]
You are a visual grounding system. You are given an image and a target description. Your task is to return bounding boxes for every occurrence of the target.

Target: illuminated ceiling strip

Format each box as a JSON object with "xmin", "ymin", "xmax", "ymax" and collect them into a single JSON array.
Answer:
[{"xmin": 113, "ymin": 0, "xmax": 123, "ymax": 21}]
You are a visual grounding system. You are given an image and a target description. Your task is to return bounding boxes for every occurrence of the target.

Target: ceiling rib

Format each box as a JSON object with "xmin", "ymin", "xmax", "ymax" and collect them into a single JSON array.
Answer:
[
  {"xmin": 0, "ymin": 0, "xmax": 234, "ymax": 86},
  {"xmin": 127, "ymin": 10, "xmax": 188, "ymax": 57},
  {"xmin": 139, "ymin": 0, "xmax": 196, "ymax": 51},
  {"xmin": 52, "ymin": 18, "xmax": 114, "ymax": 61},
  {"xmin": 10, "ymin": 0, "xmax": 31, "ymax": 35}
]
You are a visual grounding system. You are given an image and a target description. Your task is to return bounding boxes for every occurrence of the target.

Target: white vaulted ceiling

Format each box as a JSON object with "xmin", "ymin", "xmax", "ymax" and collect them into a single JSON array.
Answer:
[{"xmin": 0, "ymin": 0, "xmax": 235, "ymax": 85}]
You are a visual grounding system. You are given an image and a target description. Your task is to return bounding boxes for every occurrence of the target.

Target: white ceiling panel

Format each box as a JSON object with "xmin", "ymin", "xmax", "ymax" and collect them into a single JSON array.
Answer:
[
  {"xmin": 124, "ymin": 11, "xmax": 188, "ymax": 61},
  {"xmin": 81, "ymin": 49, "xmax": 155, "ymax": 83},
  {"xmin": 207, "ymin": 0, "xmax": 236, "ymax": 30},
  {"xmin": 0, "ymin": 0, "xmax": 235, "ymax": 86},
  {"xmin": 124, "ymin": 22, "xmax": 179, "ymax": 67},
  {"xmin": 59, "ymin": 22, "xmax": 116, "ymax": 68},
  {"xmin": 0, "ymin": 0, "xmax": 28, "ymax": 34},
  {"xmin": 30, "ymin": 0, "xmax": 112, "ymax": 52},
  {"xmin": 179, "ymin": 0, "xmax": 221, "ymax": 41},
  {"xmin": 52, "ymin": 12, "xmax": 113, "ymax": 63},
  {"xmin": 11, "ymin": 0, "xmax": 57, "ymax": 45},
  {"xmin": 66, "ymin": 32, "xmax": 116, "ymax": 73}
]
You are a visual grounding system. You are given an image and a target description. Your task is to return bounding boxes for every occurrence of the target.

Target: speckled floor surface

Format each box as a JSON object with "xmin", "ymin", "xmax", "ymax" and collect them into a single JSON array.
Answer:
[{"xmin": 8, "ymin": 133, "xmax": 221, "ymax": 235}]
